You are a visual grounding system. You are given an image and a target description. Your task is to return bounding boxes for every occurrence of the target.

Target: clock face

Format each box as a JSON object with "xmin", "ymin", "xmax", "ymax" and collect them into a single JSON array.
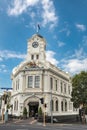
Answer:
[{"xmin": 32, "ymin": 41, "xmax": 38, "ymax": 48}]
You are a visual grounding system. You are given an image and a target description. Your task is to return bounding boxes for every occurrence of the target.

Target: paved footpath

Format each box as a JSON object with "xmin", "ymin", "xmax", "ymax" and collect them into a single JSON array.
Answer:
[
  {"xmin": 0, "ymin": 118, "xmax": 87, "ymax": 130},
  {"xmin": 0, "ymin": 117, "xmax": 37, "ymax": 125},
  {"xmin": 1, "ymin": 121, "xmax": 87, "ymax": 130}
]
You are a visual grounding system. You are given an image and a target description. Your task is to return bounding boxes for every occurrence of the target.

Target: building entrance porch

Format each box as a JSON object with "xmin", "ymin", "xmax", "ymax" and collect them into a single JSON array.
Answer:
[{"xmin": 28, "ymin": 102, "xmax": 39, "ymax": 117}]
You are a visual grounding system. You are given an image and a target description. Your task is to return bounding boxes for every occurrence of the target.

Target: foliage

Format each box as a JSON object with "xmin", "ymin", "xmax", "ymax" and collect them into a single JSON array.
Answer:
[
  {"xmin": 23, "ymin": 107, "xmax": 27, "ymax": 116},
  {"xmin": 71, "ymin": 71, "xmax": 87, "ymax": 108},
  {"xmin": 38, "ymin": 107, "xmax": 43, "ymax": 116},
  {"xmin": 7, "ymin": 104, "xmax": 10, "ymax": 109},
  {"xmin": 2, "ymin": 92, "xmax": 11, "ymax": 105},
  {"xmin": 2, "ymin": 94, "xmax": 8, "ymax": 104},
  {"xmin": 6, "ymin": 104, "xmax": 13, "ymax": 109}
]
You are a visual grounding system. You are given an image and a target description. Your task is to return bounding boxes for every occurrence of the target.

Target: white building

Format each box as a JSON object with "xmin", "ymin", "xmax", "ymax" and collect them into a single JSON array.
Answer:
[{"xmin": 11, "ymin": 34, "xmax": 76, "ymax": 117}]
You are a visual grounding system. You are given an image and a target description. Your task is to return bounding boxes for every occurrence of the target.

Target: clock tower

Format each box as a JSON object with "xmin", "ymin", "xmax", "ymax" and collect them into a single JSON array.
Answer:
[{"xmin": 26, "ymin": 34, "xmax": 46, "ymax": 63}]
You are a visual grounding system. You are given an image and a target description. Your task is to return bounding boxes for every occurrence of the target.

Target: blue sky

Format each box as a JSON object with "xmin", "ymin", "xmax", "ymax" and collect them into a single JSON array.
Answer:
[{"xmin": 0, "ymin": 0, "xmax": 87, "ymax": 89}]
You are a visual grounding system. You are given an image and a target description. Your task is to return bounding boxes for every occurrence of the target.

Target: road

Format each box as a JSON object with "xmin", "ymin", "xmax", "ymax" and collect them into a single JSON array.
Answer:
[{"xmin": 0, "ymin": 123, "xmax": 87, "ymax": 130}]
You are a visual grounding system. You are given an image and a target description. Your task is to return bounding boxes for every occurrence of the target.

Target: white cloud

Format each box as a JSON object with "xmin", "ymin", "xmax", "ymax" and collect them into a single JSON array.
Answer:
[
  {"xmin": 41, "ymin": 0, "xmax": 58, "ymax": 28},
  {"xmin": 0, "ymin": 64, "xmax": 6, "ymax": 68},
  {"xmin": 59, "ymin": 28, "xmax": 71, "ymax": 37},
  {"xmin": 71, "ymin": 46, "xmax": 87, "ymax": 60},
  {"xmin": 62, "ymin": 58, "xmax": 87, "ymax": 74},
  {"xmin": 0, "ymin": 50, "xmax": 26, "ymax": 60},
  {"xmin": 0, "ymin": 64, "xmax": 7, "ymax": 73},
  {"xmin": 8, "ymin": 0, "xmax": 39, "ymax": 16},
  {"xmin": 59, "ymin": 22, "xmax": 71, "ymax": 37},
  {"xmin": 82, "ymin": 36, "xmax": 87, "ymax": 46},
  {"xmin": 58, "ymin": 41, "xmax": 65, "ymax": 47},
  {"xmin": 76, "ymin": 24, "xmax": 86, "ymax": 31},
  {"xmin": 74, "ymin": 48, "xmax": 83, "ymax": 58},
  {"xmin": 53, "ymin": 35, "xmax": 57, "ymax": 40},
  {"xmin": 0, "ymin": 57, "xmax": 3, "ymax": 61},
  {"xmin": 45, "ymin": 49, "xmax": 87, "ymax": 75},
  {"xmin": 60, "ymin": 46, "xmax": 87, "ymax": 74},
  {"xmin": 30, "ymin": 12, "xmax": 36, "ymax": 19},
  {"xmin": 7, "ymin": 0, "xmax": 58, "ymax": 29},
  {"xmin": 66, "ymin": 30, "xmax": 70, "ymax": 36},
  {"xmin": 46, "ymin": 50, "xmax": 59, "ymax": 66},
  {"xmin": 1, "ymin": 49, "xmax": 58, "ymax": 67}
]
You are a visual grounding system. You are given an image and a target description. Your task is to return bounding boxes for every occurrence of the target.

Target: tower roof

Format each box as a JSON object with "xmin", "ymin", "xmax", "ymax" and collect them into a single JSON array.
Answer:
[
  {"xmin": 36, "ymin": 34, "xmax": 43, "ymax": 38},
  {"xmin": 28, "ymin": 33, "xmax": 46, "ymax": 43}
]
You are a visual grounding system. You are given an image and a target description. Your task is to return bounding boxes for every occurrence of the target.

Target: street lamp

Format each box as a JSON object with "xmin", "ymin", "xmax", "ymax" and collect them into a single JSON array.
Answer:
[{"xmin": 40, "ymin": 96, "xmax": 46, "ymax": 126}]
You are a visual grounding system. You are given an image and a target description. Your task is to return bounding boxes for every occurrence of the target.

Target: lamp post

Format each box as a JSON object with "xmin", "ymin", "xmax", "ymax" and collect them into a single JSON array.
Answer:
[
  {"xmin": 43, "ymin": 105, "xmax": 46, "ymax": 126},
  {"xmin": 40, "ymin": 96, "xmax": 46, "ymax": 126},
  {"xmin": 2, "ymin": 108, "xmax": 4, "ymax": 123},
  {"xmin": 43, "ymin": 95, "xmax": 46, "ymax": 126}
]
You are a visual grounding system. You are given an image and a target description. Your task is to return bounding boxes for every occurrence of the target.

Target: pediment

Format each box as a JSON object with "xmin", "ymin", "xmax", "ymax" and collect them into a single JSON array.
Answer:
[
  {"xmin": 23, "ymin": 61, "xmax": 46, "ymax": 70},
  {"xmin": 23, "ymin": 61, "xmax": 40, "ymax": 69}
]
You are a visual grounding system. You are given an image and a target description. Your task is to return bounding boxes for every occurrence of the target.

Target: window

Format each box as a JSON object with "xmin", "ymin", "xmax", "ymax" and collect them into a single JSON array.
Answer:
[
  {"xmin": 27, "ymin": 75, "xmax": 40, "ymax": 88},
  {"xmin": 17, "ymin": 100, "xmax": 18, "ymax": 110},
  {"xmin": 36, "ymin": 55, "xmax": 39, "ymax": 59},
  {"xmin": 31, "ymin": 55, "xmax": 34, "ymax": 60},
  {"xmin": 14, "ymin": 101, "xmax": 16, "ymax": 110},
  {"xmin": 16, "ymin": 79, "xmax": 20, "ymax": 90},
  {"xmin": 55, "ymin": 80, "xmax": 57, "ymax": 90},
  {"xmin": 35, "ymin": 76, "xmax": 40, "ymax": 88},
  {"xmin": 55, "ymin": 100, "xmax": 58, "ymax": 111},
  {"xmin": 18, "ymin": 79, "xmax": 19, "ymax": 90},
  {"xmin": 16, "ymin": 80, "xmax": 17, "ymax": 90},
  {"xmin": 14, "ymin": 100, "xmax": 18, "ymax": 111},
  {"xmin": 69, "ymin": 101, "xmax": 72, "ymax": 110},
  {"xmin": 61, "ymin": 101, "xmax": 63, "ymax": 111},
  {"xmin": 51, "ymin": 100, "xmax": 54, "ymax": 111},
  {"xmin": 64, "ymin": 84, "xmax": 66, "ymax": 93},
  {"xmin": 13, "ymin": 81, "xmax": 15, "ymax": 90},
  {"xmin": 50, "ymin": 77, "xmax": 53, "ymax": 90},
  {"xmin": 68, "ymin": 86, "xmax": 71, "ymax": 94},
  {"xmin": 28, "ymin": 76, "xmax": 33, "ymax": 88},
  {"xmin": 65, "ymin": 100, "xmax": 67, "ymax": 111},
  {"xmin": 61, "ymin": 82, "xmax": 63, "ymax": 93}
]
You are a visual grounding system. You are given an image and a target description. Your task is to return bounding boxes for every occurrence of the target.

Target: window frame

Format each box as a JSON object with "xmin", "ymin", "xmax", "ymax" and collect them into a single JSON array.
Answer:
[
  {"xmin": 34, "ymin": 76, "xmax": 40, "ymax": 88},
  {"xmin": 28, "ymin": 76, "xmax": 33, "ymax": 88}
]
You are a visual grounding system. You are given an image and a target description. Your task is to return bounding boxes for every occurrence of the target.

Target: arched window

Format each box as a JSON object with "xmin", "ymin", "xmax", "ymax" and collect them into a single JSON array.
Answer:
[
  {"xmin": 60, "ymin": 82, "xmax": 63, "ymax": 93},
  {"xmin": 50, "ymin": 77, "xmax": 53, "ymax": 90},
  {"xmin": 61, "ymin": 101, "xmax": 63, "ymax": 111},
  {"xmin": 52, "ymin": 100, "xmax": 54, "ymax": 111},
  {"xmin": 50, "ymin": 100, "xmax": 54, "ymax": 111},
  {"xmin": 14, "ymin": 99, "xmax": 18, "ymax": 111},
  {"xmin": 17, "ymin": 100, "xmax": 18, "ymax": 110},
  {"xmin": 65, "ymin": 100, "xmax": 67, "ymax": 111},
  {"xmin": 14, "ymin": 101, "xmax": 16, "ymax": 111},
  {"xmin": 55, "ymin": 100, "xmax": 58, "ymax": 111}
]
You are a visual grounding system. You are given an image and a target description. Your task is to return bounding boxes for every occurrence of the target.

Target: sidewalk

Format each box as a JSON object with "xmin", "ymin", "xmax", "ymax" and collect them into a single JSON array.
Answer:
[
  {"xmin": 0, "ymin": 117, "xmax": 37, "ymax": 125},
  {"xmin": 0, "ymin": 118, "xmax": 87, "ymax": 126},
  {"xmin": 0, "ymin": 120, "xmax": 4, "ymax": 124}
]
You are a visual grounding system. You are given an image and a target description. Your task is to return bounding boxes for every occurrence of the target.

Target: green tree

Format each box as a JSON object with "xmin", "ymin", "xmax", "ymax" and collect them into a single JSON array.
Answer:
[
  {"xmin": 38, "ymin": 107, "xmax": 43, "ymax": 116},
  {"xmin": 71, "ymin": 71, "xmax": 87, "ymax": 108},
  {"xmin": 23, "ymin": 107, "xmax": 27, "ymax": 118},
  {"xmin": 2, "ymin": 93, "xmax": 8, "ymax": 104}
]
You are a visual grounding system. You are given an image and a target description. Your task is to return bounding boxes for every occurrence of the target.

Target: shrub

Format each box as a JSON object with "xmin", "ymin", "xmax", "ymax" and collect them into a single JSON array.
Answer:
[
  {"xmin": 38, "ymin": 107, "xmax": 43, "ymax": 116},
  {"xmin": 23, "ymin": 107, "xmax": 27, "ymax": 118}
]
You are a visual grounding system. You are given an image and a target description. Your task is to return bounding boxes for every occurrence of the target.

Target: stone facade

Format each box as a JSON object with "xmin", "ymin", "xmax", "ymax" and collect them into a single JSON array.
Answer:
[{"xmin": 11, "ymin": 34, "xmax": 76, "ymax": 117}]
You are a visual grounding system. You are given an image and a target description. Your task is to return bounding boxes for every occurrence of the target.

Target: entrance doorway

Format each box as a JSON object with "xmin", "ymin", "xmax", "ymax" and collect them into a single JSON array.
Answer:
[{"xmin": 28, "ymin": 102, "xmax": 39, "ymax": 117}]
